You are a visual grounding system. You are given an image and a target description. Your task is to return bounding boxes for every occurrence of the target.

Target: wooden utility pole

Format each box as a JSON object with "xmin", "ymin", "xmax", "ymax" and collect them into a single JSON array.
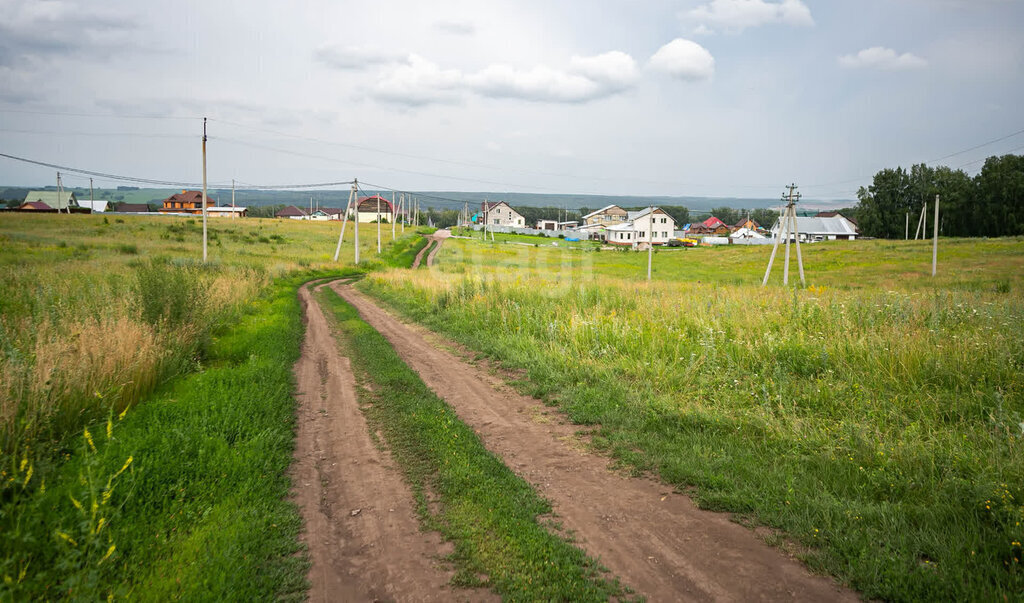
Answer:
[
  {"xmin": 333, "ymin": 181, "xmax": 358, "ymax": 262},
  {"xmin": 762, "ymin": 184, "xmax": 805, "ymax": 286},
  {"xmin": 932, "ymin": 194, "xmax": 939, "ymax": 277},
  {"xmin": 201, "ymin": 117, "xmax": 208, "ymax": 262},
  {"xmin": 646, "ymin": 205, "xmax": 654, "ymax": 281}
]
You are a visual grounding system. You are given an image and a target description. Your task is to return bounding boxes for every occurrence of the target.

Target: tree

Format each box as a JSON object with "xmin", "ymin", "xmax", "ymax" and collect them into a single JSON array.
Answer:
[
  {"xmin": 750, "ymin": 208, "xmax": 780, "ymax": 229},
  {"xmin": 710, "ymin": 206, "xmax": 741, "ymax": 226},
  {"xmin": 974, "ymin": 154, "xmax": 1024, "ymax": 237},
  {"xmin": 856, "ymin": 167, "xmax": 912, "ymax": 238}
]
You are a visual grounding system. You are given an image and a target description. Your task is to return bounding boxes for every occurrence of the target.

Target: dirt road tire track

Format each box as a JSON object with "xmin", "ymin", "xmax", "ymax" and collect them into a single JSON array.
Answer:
[
  {"xmin": 411, "ymin": 230, "xmax": 450, "ymax": 269},
  {"xmin": 290, "ymin": 281, "xmax": 490, "ymax": 602},
  {"xmin": 335, "ymin": 283, "xmax": 859, "ymax": 602}
]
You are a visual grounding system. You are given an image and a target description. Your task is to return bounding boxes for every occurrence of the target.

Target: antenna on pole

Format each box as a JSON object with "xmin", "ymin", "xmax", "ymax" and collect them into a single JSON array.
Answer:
[
  {"xmin": 201, "ymin": 117, "xmax": 209, "ymax": 262},
  {"xmin": 762, "ymin": 184, "xmax": 804, "ymax": 286}
]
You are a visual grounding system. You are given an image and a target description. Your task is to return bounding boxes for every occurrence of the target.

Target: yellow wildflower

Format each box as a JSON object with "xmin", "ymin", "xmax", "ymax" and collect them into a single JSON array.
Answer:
[
  {"xmin": 118, "ymin": 406, "xmax": 129, "ymax": 421},
  {"xmin": 95, "ymin": 517, "xmax": 106, "ymax": 534},
  {"xmin": 70, "ymin": 495, "xmax": 83, "ymax": 511},
  {"xmin": 114, "ymin": 456, "xmax": 133, "ymax": 478},
  {"xmin": 23, "ymin": 464, "xmax": 32, "ymax": 488},
  {"xmin": 84, "ymin": 428, "xmax": 96, "ymax": 453},
  {"xmin": 99, "ymin": 544, "xmax": 116, "ymax": 564},
  {"xmin": 57, "ymin": 532, "xmax": 78, "ymax": 546},
  {"xmin": 106, "ymin": 418, "xmax": 113, "ymax": 440}
]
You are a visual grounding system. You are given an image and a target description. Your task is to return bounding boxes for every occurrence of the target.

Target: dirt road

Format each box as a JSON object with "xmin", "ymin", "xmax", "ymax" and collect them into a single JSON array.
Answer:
[
  {"xmin": 411, "ymin": 229, "xmax": 450, "ymax": 268},
  {"xmin": 335, "ymin": 282, "xmax": 859, "ymax": 602},
  {"xmin": 290, "ymin": 281, "xmax": 492, "ymax": 602}
]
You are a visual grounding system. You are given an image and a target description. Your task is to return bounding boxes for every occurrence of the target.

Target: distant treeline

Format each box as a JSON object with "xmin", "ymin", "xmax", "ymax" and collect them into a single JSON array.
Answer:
[{"xmin": 853, "ymin": 154, "xmax": 1024, "ymax": 238}]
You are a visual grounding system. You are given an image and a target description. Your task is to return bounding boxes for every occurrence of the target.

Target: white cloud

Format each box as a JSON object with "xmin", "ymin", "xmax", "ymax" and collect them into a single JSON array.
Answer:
[
  {"xmin": 315, "ymin": 44, "xmax": 403, "ymax": 70},
  {"xmin": 434, "ymin": 20, "xmax": 475, "ymax": 36},
  {"xmin": 693, "ymin": 24, "xmax": 715, "ymax": 36},
  {"xmin": 838, "ymin": 47, "xmax": 927, "ymax": 70},
  {"xmin": 371, "ymin": 51, "xmax": 639, "ymax": 106},
  {"xmin": 373, "ymin": 54, "xmax": 464, "ymax": 105},
  {"xmin": 648, "ymin": 39, "xmax": 715, "ymax": 81},
  {"xmin": 686, "ymin": 0, "xmax": 813, "ymax": 32}
]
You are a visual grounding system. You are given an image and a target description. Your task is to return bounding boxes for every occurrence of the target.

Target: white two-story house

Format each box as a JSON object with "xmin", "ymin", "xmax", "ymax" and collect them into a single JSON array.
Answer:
[
  {"xmin": 480, "ymin": 201, "xmax": 525, "ymax": 227},
  {"xmin": 606, "ymin": 207, "xmax": 676, "ymax": 247}
]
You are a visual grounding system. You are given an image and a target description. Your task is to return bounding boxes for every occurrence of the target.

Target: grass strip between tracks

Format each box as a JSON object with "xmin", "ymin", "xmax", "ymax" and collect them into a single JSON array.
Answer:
[
  {"xmin": 1, "ymin": 270, "xmax": 359, "ymax": 600},
  {"xmin": 316, "ymin": 285, "xmax": 630, "ymax": 601}
]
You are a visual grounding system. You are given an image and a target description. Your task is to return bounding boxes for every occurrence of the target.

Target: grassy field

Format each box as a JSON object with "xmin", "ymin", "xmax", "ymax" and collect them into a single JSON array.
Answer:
[
  {"xmin": 360, "ymin": 236, "xmax": 1024, "ymax": 601},
  {"xmin": 0, "ymin": 212, "xmax": 410, "ymax": 597}
]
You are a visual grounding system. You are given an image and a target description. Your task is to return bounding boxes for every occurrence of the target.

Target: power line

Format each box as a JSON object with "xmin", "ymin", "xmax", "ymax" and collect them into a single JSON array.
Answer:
[
  {"xmin": 0, "ymin": 107, "xmax": 200, "ymax": 121},
  {"xmin": 928, "ymin": 127, "xmax": 1024, "ymax": 165},
  {"xmin": 0, "ymin": 151, "xmax": 353, "ymax": 191}
]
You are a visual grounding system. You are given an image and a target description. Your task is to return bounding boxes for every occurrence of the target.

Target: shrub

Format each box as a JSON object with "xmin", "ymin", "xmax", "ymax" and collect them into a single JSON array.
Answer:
[{"xmin": 133, "ymin": 259, "xmax": 209, "ymax": 330}]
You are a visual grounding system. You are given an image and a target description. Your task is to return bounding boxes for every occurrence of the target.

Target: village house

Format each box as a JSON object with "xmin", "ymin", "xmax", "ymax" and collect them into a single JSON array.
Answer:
[
  {"xmin": 771, "ymin": 216, "xmax": 859, "ymax": 241},
  {"xmin": 536, "ymin": 219, "xmax": 579, "ymax": 230},
  {"xmin": 353, "ymin": 196, "xmax": 395, "ymax": 222},
  {"xmin": 581, "ymin": 204, "xmax": 628, "ymax": 226},
  {"xmin": 206, "ymin": 206, "xmax": 247, "ymax": 218},
  {"xmin": 275, "ymin": 206, "xmax": 307, "ymax": 219},
  {"xmin": 77, "ymin": 200, "xmax": 109, "ymax": 212},
  {"xmin": 480, "ymin": 201, "xmax": 525, "ymax": 227},
  {"xmin": 159, "ymin": 190, "xmax": 214, "ymax": 214},
  {"xmin": 606, "ymin": 207, "xmax": 676, "ymax": 247},
  {"xmin": 815, "ymin": 211, "xmax": 858, "ymax": 233},
  {"xmin": 23, "ymin": 190, "xmax": 77, "ymax": 211},
  {"xmin": 115, "ymin": 203, "xmax": 152, "ymax": 213}
]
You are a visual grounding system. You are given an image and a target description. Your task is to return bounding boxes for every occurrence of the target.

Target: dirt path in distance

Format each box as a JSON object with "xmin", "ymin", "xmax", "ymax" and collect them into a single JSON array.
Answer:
[
  {"xmin": 335, "ymin": 283, "xmax": 860, "ymax": 602},
  {"xmin": 290, "ymin": 281, "xmax": 493, "ymax": 602},
  {"xmin": 411, "ymin": 229, "xmax": 450, "ymax": 268}
]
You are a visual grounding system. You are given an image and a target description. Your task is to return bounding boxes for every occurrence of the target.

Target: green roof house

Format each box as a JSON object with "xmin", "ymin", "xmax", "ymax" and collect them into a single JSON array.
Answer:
[{"xmin": 23, "ymin": 190, "xmax": 78, "ymax": 210}]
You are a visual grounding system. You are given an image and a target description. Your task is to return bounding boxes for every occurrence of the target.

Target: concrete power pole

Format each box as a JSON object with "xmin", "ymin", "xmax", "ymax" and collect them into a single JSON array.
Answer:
[
  {"xmin": 90, "ymin": 177, "xmax": 94, "ymax": 207},
  {"xmin": 646, "ymin": 205, "xmax": 654, "ymax": 281},
  {"xmin": 376, "ymin": 194, "xmax": 382, "ymax": 254},
  {"xmin": 762, "ymin": 184, "xmax": 805, "ymax": 287},
  {"xmin": 391, "ymin": 191, "xmax": 396, "ymax": 241},
  {"xmin": 333, "ymin": 181, "xmax": 358, "ymax": 262},
  {"xmin": 201, "ymin": 117, "xmax": 209, "ymax": 263},
  {"xmin": 932, "ymin": 194, "xmax": 939, "ymax": 277}
]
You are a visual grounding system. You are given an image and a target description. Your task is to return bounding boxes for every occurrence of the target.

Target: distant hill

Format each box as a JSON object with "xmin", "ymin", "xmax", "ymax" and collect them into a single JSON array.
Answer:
[{"xmin": 1, "ymin": 185, "xmax": 853, "ymax": 212}]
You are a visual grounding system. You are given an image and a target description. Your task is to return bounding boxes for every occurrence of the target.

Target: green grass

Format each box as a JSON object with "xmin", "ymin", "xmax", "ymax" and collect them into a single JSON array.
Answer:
[
  {"xmin": 315, "ymin": 285, "xmax": 629, "ymax": 601},
  {"xmin": 0, "ymin": 269, "xmax": 359, "ymax": 599},
  {"xmin": 359, "ymin": 236, "xmax": 1024, "ymax": 601}
]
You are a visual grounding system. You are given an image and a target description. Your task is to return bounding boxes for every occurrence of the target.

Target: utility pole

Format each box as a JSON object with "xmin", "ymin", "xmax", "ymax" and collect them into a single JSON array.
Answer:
[
  {"xmin": 201, "ymin": 117, "xmax": 208, "ymax": 262},
  {"xmin": 905, "ymin": 212, "xmax": 909, "ymax": 240},
  {"xmin": 232, "ymin": 179, "xmax": 236, "ymax": 219},
  {"xmin": 354, "ymin": 181, "xmax": 360, "ymax": 263},
  {"xmin": 376, "ymin": 194, "xmax": 382, "ymax": 254},
  {"xmin": 90, "ymin": 177, "xmax": 94, "ymax": 207},
  {"xmin": 762, "ymin": 184, "xmax": 804, "ymax": 287},
  {"xmin": 400, "ymin": 193, "xmax": 405, "ymax": 233},
  {"xmin": 932, "ymin": 194, "xmax": 939, "ymax": 277},
  {"xmin": 391, "ymin": 191, "xmax": 396, "ymax": 241},
  {"xmin": 646, "ymin": 205, "xmax": 654, "ymax": 281},
  {"xmin": 57, "ymin": 171, "xmax": 67, "ymax": 214},
  {"xmin": 334, "ymin": 181, "xmax": 357, "ymax": 262}
]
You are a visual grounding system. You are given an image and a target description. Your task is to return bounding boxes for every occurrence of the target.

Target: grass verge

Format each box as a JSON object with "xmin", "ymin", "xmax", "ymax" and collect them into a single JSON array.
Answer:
[
  {"xmin": 315, "ymin": 285, "xmax": 630, "ymax": 601},
  {"xmin": 1, "ymin": 269, "xmax": 358, "ymax": 599}
]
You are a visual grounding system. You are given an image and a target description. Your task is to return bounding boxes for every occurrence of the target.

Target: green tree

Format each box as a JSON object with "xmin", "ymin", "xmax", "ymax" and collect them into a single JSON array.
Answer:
[
  {"xmin": 974, "ymin": 154, "xmax": 1024, "ymax": 236},
  {"xmin": 710, "ymin": 206, "xmax": 741, "ymax": 226}
]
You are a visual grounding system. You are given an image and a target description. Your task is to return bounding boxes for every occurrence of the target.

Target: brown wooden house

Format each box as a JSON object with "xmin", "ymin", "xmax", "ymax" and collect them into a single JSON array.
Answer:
[{"xmin": 159, "ymin": 190, "xmax": 215, "ymax": 214}]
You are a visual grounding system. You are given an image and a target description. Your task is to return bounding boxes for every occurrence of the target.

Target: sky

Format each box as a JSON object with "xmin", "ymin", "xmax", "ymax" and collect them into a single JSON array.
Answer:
[{"xmin": 0, "ymin": 0, "xmax": 1022, "ymax": 201}]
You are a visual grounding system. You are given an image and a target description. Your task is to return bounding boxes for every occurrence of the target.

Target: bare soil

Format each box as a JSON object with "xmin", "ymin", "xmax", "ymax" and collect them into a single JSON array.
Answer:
[
  {"xmin": 334, "ymin": 282, "xmax": 861, "ymax": 602},
  {"xmin": 290, "ymin": 281, "xmax": 494, "ymax": 602},
  {"xmin": 411, "ymin": 229, "xmax": 450, "ymax": 268}
]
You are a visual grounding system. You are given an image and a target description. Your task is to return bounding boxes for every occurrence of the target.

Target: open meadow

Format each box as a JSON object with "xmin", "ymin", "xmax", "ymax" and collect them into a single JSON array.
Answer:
[
  {"xmin": 0, "ymin": 212, "xmax": 419, "ymax": 598},
  {"xmin": 359, "ymin": 235, "xmax": 1024, "ymax": 600}
]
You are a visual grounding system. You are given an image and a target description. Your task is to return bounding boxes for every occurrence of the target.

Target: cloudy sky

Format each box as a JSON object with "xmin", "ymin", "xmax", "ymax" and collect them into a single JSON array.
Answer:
[{"xmin": 1, "ymin": 0, "xmax": 1022, "ymax": 200}]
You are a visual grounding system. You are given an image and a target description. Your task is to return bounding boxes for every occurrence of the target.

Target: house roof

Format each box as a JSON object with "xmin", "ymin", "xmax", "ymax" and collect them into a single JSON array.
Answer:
[
  {"xmin": 116, "ymin": 203, "xmax": 151, "ymax": 212},
  {"xmin": 702, "ymin": 216, "xmax": 725, "ymax": 228},
  {"xmin": 734, "ymin": 217, "xmax": 760, "ymax": 228},
  {"xmin": 773, "ymin": 216, "xmax": 859, "ymax": 235},
  {"xmin": 731, "ymin": 227, "xmax": 766, "ymax": 239},
  {"xmin": 357, "ymin": 196, "xmax": 394, "ymax": 213},
  {"xmin": 626, "ymin": 207, "xmax": 669, "ymax": 221},
  {"xmin": 581, "ymin": 204, "xmax": 622, "ymax": 220},
  {"xmin": 816, "ymin": 211, "xmax": 857, "ymax": 226},
  {"xmin": 77, "ymin": 200, "xmax": 109, "ymax": 212},
  {"xmin": 320, "ymin": 207, "xmax": 345, "ymax": 215},
  {"xmin": 606, "ymin": 222, "xmax": 636, "ymax": 232},
  {"xmin": 163, "ymin": 190, "xmax": 208, "ymax": 204},
  {"xmin": 23, "ymin": 190, "xmax": 77, "ymax": 209},
  {"xmin": 20, "ymin": 201, "xmax": 53, "ymax": 210},
  {"xmin": 207, "ymin": 206, "xmax": 247, "ymax": 213},
  {"xmin": 275, "ymin": 205, "xmax": 307, "ymax": 217}
]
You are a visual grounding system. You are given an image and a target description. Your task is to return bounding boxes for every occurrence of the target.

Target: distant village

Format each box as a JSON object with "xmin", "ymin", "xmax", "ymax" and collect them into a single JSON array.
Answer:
[{"xmin": 8, "ymin": 189, "xmax": 859, "ymax": 246}]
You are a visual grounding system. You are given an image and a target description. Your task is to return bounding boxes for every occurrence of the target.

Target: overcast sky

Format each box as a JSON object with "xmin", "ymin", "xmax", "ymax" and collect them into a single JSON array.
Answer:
[{"xmin": 1, "ymin": 0, "xmax": 1022, "ymax": 200}]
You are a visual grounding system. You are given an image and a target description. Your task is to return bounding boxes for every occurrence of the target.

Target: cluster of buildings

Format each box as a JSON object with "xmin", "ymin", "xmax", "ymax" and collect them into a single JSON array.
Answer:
[
  {"xmin": 10, "ymin": 190, "xmax": 247, "ymax": 217},
  {"xmin": 273, "ymin": 195, "xmax": 403, "ymax": 222},
  {"xmin": 468, "ymin": 201, "xmax": 860, "ymax": 246}
]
